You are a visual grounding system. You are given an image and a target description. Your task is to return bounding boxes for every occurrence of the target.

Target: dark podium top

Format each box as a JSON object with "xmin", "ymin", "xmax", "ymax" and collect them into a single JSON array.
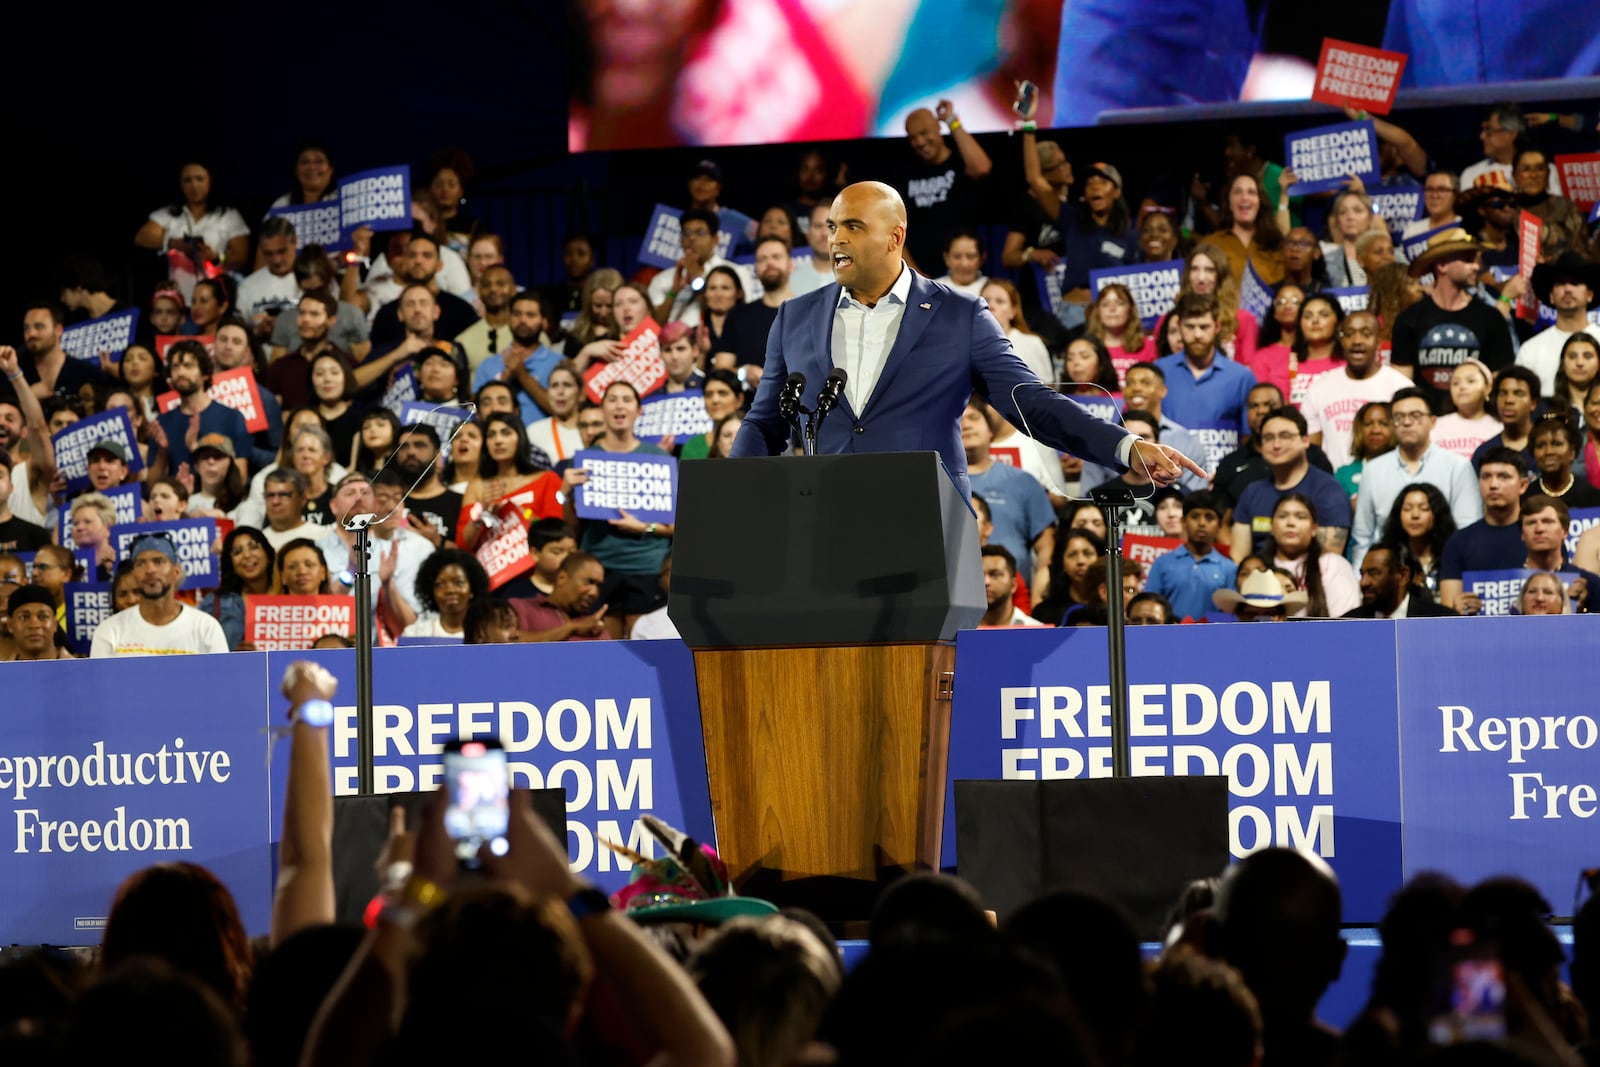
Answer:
[{"xmin": 669, "ymin": 452, "xmax": 984, "ymax": 648}]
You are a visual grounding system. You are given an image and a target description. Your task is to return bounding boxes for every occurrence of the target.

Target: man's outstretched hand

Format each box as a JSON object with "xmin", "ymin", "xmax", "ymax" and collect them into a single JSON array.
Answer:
[{"xmin": 1130, "ymin": 439, "xmax": 1207, "ymax": 487}]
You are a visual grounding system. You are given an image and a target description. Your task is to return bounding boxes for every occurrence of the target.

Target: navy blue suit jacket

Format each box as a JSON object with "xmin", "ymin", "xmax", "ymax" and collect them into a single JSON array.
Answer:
[{"xmin": 729, "ymin": 272, "xmax": 1132, "ymax": 500}]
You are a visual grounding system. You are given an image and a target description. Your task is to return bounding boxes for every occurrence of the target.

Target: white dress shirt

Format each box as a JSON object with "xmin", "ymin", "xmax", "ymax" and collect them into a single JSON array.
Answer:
[{"xmin": 833, "ymin": 264, "xmax": 914, "ymax": 413}]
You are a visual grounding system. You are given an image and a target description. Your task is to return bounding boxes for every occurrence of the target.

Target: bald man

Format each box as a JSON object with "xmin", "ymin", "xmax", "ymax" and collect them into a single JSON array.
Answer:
[
  {"xmin": 900, "ymin": 102, "xmax": 991, "ymax": 273},
  {"xmin": 730, "ymin": 182, "xmax": 1204, "ymax": 501}
]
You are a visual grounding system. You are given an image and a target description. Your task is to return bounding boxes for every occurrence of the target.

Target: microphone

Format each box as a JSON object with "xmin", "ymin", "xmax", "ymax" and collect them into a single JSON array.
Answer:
[
  {"xmin": 779, "ymin": 372, "xmax": 807, "ymax": 423},
  {"xmin": 814, "ymin": 368, "xmax": 848, "ymax": 427}
]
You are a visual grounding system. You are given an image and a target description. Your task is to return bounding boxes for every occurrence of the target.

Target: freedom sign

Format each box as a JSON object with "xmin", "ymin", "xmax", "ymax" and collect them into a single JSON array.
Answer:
[
  {"xmin": 1461, "ymin": 569, "xmax": 1583, "ymax": 617},
  {"xmin": 1400, "ymin": 222, "xmax": 1459, "ymax": 264},
  {"xmin": 464, "ymin": 493, "xmax": 537, "ymax": 591},
  {"xmin": 942, "ymin": 623, "xmax": 1405, "ymax": 922},
  {"xmin": 0, "ymin": 655, "xmax": 273, "ymax": 946},
  {"xmin": 574, "ymin": 450, "xmax": 678, "ymax": 524},
  {"xmin": 112, "ymin": 518, "xmax": 219, "ymax": 591},
  {"xmin": 1569, "ymin": 508, "xmax": 1600, "ymax": 557},
  {"xmin": 1518, "ymin": 210, "xmax": 1541, "ymax": 321},
  {"xmin": 263, "ymin": 641, "xmax": 717, "ymax": 894},
  {"xmin": 1285, "ymin": 120, "xmax": 1379, "ymax": 195},
  {"xmin": 583, "ymin": 319, "xmax": 668, "ymax": 403},
  {"xmin": 1089, "ymin": 259, "xmax": 1183, "ymax": 327},
  {"xmin": 1311, "ymin": 38, "xmax": 1407, "ymax": 114},
  {"xmin": 1239, "ymin": 259, "xmax": 1274, "ymax": 321},
  {"xmin": 399, "ymin": 400, "xmax": 468, "ymax": 463},
  {"xmin": 636, "ymin": 203, "xmax": 740, "ymax": 269},
  {"xmin": 243, "ymin": 595, "xmax": 356, "ymax": 650},
  {"xmin": 63, "ymin": 583, "xmax": 114, "ymax": 656},
  {"xmin": 1120, "ymin": 533, "xmax": 1183, "ymax": 569},
  {"xmin": 1031, "ymin": 261, "xmax": 1068, "ymax": 320},
  {"xmin": 267, "ymin": 200, "xmax": 346, "ymax": 252},
  {"xmin": 60, "ymin": 309, "xmax": 140, "ymax": 364},
  {"xmin": 53, "ymin": 409, "xmax": 144, "ymax": 492},
  {"xmin": 1555, "ymin": 154, "xmax": 1600, "ymax": 211},
  {"xmin": 1327, "ymin": 286, "xmax": 1370, "ymax": 316},
  {"xmin": 635, "ymin": 390, "xmax": 714, "ymax": 440},
  {"xmin": 1370, "ymin": 187, "xmax": 1424, "ymax": 238},
  {"xmin": 339, "ymin": 165, "xmax": 412, "ymax": 240}
]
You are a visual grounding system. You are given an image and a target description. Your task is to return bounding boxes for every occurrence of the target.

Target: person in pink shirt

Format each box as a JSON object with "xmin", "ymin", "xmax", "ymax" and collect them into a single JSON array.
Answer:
[
  {"xmin": 1431, "ymin": 360, "xmax": 1501, "ymax": 459},
  {"xmin": 1086, "ymin": 283, "xmax": 1155, "ymax": 389},
  {"xmin": 1249, "ymin": 284, "xmax": 1303, "ymax": 399},
  {"xmin": 1289, "ymin": 294, "xmax": 1345, "ymax": 408}
]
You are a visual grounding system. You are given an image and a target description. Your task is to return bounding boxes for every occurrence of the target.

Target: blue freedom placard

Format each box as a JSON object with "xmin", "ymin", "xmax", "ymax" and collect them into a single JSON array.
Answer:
[
  {"xmin": 52, "ymin": 409, "xmax": 144, "ymax": 492},
  {"xmin": 1327, "ymin": 286, "xmax": 1370, "ymax": 316},
  {"xmin": 59, "ymin": 484, "xmax": 142, "ymax": 549},
  {"xmin": 338, "ymin": 165, "xmax": 412, "ymax": 240},
  {"xmin": 1285, "ymin": 120, "xmax": 1380, "ymax": 195},
  {"xmin": 59, "ymin": 309, "xmax": 140, "ymax": 364},
  {"xmin": 1397, "ymin": 617, "xmax": 1600, "ymax": 912},
  {"xmin": 1569, "ymin": 508, "xmax": 1600, "ymax": 557},
  {"xmin": 267, "ymin": 200, "xmax": 346, "ymax": 252},
  {"xmin": 398, "ymin": 400, "xmax": 467, "ymax": 462},
  {"xmin": 636, "ymin": 203, "xmax": 741, "ymax": 270},
  {"xmin": 573, "ymin": 449, "xmax": 678, "ymax": 524},
  {"xmin": 263, "ymin": 642, "xmax": 714, "ymax": 893},
  {"xmin": 381, "ymin": 365, "xmax": 419, "ymax": 418},
  {"xmin": 1066, "ymin": 393, "xmax": 1122, "ymax": 425},
  {"xmin": 0, "ymin": 655, "xmax": 273, "ymax": 945},
  {"xmin": 1462, "ymin": 569, "xmax": 1539, "ymax": 617},
  {"xmin": 942, "ymin": 622, "xmax": 1405, "ymax": 922},
  {"xmin": 635, "ymin": 390, "xmax": 714, "ymax": 440},
  {"xmin": 1031, "ymin": 262, "xmax": 1067, "ymax": 320},
  {"xmin": 1089, "ymin": 259, "xmax": 1183, "ymax": 327},
  {"xmin": 111, "ymin": 518, "xmax": 219, "ymax": 591},
  {"xmin": 63, "ymin": 583, "xmax": 113, "ymax": 656},
  {"xmin": 1401, "ymin": 222, "xmax": 1458, "ymax": 264},
  {"xmin": 1239, "ymin": 259, "xmax": 1274, "ymax": 321},
  {"xmin": 1370, "ymin": 187, "xmax": 1424, "ymax": 238}
]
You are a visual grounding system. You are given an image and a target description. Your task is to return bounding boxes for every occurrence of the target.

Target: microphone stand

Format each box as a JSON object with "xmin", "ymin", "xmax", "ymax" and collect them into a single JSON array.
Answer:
[
  {"xmin": 343, "ymin": 511, "xmax": 379, "ymax": 796},
  {"xmin": 1089, "ymin": 482, "xmax": 1134, "ymax": 779}
]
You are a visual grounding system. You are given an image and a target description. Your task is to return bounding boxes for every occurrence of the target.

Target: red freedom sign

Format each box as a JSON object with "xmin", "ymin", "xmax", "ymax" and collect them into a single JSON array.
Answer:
[
  {"xmin": 1311, "ymin": 38, "xmax": 1407, "ymax": 115},
  {"xmin": 244, "ymin": 595, "xmax": 355, "ymax": 650},
  {"xmin": 583, "ymin": 319, "xmax": 668, "ymax": 404},
  {"xmin": 1555, "ymin": 154, "xmax": 1600, "ymax": 210},
  {"xmin": 1120, "ymin": 534, "xmax": 1183, "ymax": 569},
  {"xmin": 155, "ymin": 367, "xmax": 268, "ymax": 433},
  {"xmin": 1518, "ymin": 210, "xmax": 1542, "ymax": 322}
]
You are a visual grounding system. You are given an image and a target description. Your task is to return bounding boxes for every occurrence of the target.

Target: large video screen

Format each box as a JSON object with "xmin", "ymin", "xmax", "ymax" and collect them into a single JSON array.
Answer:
[{"xmin": 568, "ymin": 0, "xmax": 1600, "ymax": 150}]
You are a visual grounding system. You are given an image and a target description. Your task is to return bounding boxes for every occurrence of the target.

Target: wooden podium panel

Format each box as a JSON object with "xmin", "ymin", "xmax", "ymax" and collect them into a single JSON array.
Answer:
[{"xmin": 694, "ymin": 642, "xmax": 954, "ymax": 909}]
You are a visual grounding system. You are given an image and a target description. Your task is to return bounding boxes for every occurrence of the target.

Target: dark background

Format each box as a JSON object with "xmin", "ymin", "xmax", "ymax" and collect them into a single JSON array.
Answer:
[{"xmin": 7, "ymin": 4, "xmax": 1596, "ymax": 337}]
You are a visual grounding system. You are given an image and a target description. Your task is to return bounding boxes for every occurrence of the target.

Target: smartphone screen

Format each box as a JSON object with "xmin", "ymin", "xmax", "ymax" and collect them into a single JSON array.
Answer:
[
  {"xmin": 442, "ymin": 739, "xmax": 510, "ymax": 868},
  {"xmin": 1428, "ymin": 935, "xmax": 1507, "ymax": 1044}
]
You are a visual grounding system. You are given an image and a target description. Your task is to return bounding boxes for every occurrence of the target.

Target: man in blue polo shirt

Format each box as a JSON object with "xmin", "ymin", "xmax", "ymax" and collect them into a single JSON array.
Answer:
[
  {"xmin": 471, "ymin": 291, "xmax": 563, "ymax": 426},
  {"xmin": 963, "ymin": 399, "xmax": 1055, "ymax": 596},
  {"xmin": 1230, "ymin": 406, "xmax": 1352, "ymax": 561},
  {"xmin": 1145, "ymin": 490, "xmax": 1236, "ymax": 622},
  {"xmin": 1154, "ymin": 292, "xmax": 1254, "ymax": 476}
]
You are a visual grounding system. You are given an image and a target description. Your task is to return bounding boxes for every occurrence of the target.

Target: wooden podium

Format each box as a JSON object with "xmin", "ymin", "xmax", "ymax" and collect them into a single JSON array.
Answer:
[{"xmin": 671, "ymin": 454, "xmax": 982, "ymax": 917}]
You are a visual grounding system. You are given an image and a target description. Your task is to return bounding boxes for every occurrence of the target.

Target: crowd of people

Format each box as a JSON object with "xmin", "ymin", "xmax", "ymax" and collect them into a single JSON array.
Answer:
[
  {"xmin": 3, "ymin": 100, "xmax": 1599, "ymax": 659},
  {"xmin": 1, "ymin": 659, "xmax": 1597, "ymax": 1067}
]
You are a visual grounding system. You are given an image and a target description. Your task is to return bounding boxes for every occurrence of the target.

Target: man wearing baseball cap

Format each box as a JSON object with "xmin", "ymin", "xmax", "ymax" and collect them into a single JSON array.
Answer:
[
  {"xmin": 86, "ymin": 438, "xmax": 131, "ymax": 492},
  {"xmin": 89, "ymin": 533, "xmax": 229, "ymax": 657}
]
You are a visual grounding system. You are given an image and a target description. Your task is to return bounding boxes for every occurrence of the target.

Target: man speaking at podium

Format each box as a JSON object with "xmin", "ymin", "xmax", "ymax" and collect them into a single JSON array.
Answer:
[{"xmin": 730, "ymin": 182, "xmax": 1205, "ymax": 499}]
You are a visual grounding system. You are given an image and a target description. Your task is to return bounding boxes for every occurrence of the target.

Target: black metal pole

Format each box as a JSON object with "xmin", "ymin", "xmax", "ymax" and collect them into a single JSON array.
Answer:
[
  {"xmin": 1091, "ymin": 487, "xmax": 1133, "ymax": 779},
  {"xmin": 353, "ymin": 522, "xmax": 375, "ymax": 796}
]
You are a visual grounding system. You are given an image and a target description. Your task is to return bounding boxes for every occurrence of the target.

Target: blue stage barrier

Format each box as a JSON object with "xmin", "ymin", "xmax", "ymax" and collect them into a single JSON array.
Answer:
[{"xmin": 2, "ymin": 617, "xmax": 1591, "ymax": 945}]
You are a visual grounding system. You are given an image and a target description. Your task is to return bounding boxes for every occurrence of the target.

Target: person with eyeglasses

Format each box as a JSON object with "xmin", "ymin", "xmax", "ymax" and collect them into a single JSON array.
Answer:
[
  {"xmin": 647, "ymin": 208, "xmax": 755, "ymax": 328},
  {"xmin": 1351, "ymin": 388, "xmax": 1482, "ymax": 560},
  {"xmin": 1402, "ymin": 171, "xmax": 1461, "ymax": 241},
  {"xmin": 1459, "ymin": 105, "xmax": 1558, "ymax": 199},
  {"xmin": 27, "ymin": 545, "xmax": 76, "ymax": 631},
  {"xmin": 1229, "ymin": 406, "xmax": 1352, "ymax": 562}
]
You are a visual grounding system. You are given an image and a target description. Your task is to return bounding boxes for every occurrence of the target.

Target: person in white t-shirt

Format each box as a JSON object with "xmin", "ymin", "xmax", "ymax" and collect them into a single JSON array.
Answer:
[
  {"xmin": 1459, "ymin": 104, "xmax": 1559, "ymax": 196},
  {"xmin": 1515, "ymin": 253, "xmax": 1600, "ymax": 395},
  {"xmin": 1431, "ymin": 360, "xmax": 1501, "ymax": 459},
  {"xmin": 132, "ymin": 162, "xmax": 251, "ymax": 274},
  {"xmin": 1301, "ymin": 311, "xmax": 1412, "ymax": 471},
  {"xmin": 1401, "ymin": 171, "xmax": 1462, "ymax": 241},
  {"xmin": 934, "ymin": 231, "xmax": 990, "ymax": 297},
  {"xmin": 90, "ymin": 534, "xmax": 229, "ymax": 657},
  {"xmin": 234, "ymin": 216, "xmax": 301, "ymax": 338},
  {"xmin": 980, "ymin": 279, "xmax": 1053, "ymax": 386},
  {"xmin": 526, "ymin": 362, "xmax": 584, "ymax": 465}
]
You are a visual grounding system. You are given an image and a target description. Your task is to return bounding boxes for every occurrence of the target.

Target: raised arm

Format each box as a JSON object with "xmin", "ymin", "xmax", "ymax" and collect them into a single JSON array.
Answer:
[
  {"xmin": 272, "ymin": 661, "xmax": 338, "ymax": 947},
  {"xmin": 1347, "ymin": 107, "xmax": 1428, "ymax": 178},
  {"xmin": 938, "ymin": 100, "xmax": 992, "ymax": 180},
  {"xmin": 0, "ymin": 346, "xmax": 56, "ymax": 486}
]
